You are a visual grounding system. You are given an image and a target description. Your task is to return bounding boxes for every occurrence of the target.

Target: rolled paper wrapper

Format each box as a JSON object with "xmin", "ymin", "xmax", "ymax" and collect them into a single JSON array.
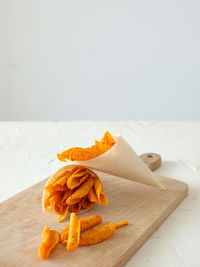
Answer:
[
  {"xmin": 42, "ymin": 165, "xmax": 99, "ymax": 215},
  {"xmin": 65, "ymin": 135, "xmax": 165, "ymax": 190}
]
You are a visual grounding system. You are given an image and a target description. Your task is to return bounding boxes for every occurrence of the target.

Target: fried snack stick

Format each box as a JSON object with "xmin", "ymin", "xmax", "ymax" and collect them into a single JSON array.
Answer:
[
  {"xmin": 46, "ymin": 192, "xmax": 63, "ymax": 210},
  {"xmin": 39, "ymin": 226, "xmax": 59, "ymax": 260},
  {"xmin": 114, "ymin": 221, "xmax": 129, "ymax": 228},
  {"xmin": 57, "ymin": 148, "xmax": 75, "ymax": 160},
  {"xmin": 91, "ymin": 131, "xmax": 115, "ymax": 153},
  {"xmin": 43, "ymin": 166, "xmax": 84, "ymax": 214},
  {"xmin": 67, "ymin": 169, "xmax": 89, "ymax": 189},
  {"xmin": 77, "ymin": 219, "xmax": 81, "ymax": 244},
  {"xmin": 52, "ymin": 184, "xmax": 68, "ymax": 192},
  {"xmin": 43, "ymin": 166, "xmax": 74, "ymax": 211},
  {"xmin": 94, "ymin": 177, "xmax": 108, "ymax": 205},
  {"xmin": 70, "ymin": 201, "xmax": 82, "ymax": 213},
  {"xmin": 69, "ymin": 148, "xmax": 101, "ymax": 161},
  {"xmin": 52, "ymin": 175, "xmax": 68, "ymax": 187},
  {"xmin": 66, "ymin": 176, "xmax": 94, "ymax": 205},
  {"xmin": 44, "ymin": 185, "xmax": 68, "ymax": 211},
  {"xmin": 60, "ymin": 215, "xmax": 102, "ymax": 245},
  {"xmin": 79, "ymin": 221, "xmax": 128, "ymax": 246},
  {"xmin": 67, "ymin": 213, "xmax": 80, "ymax": 251},
  {"xmin": 43, "ymin": 165, "xmax": 107, "ymax": 219},
  {"xmin": 81, "ymin": 195, "xmax": 95, "ymax": 210},
  {"xmin": 57, "ymin": 131, "xmax": 116, "ymax": 162},
  {"xmin": 88, "ymin": 187, "xmax": 98, "ymax": 203},
  {"xmin": 102, "ymin": 131, "xmax": 116, "ymax": 146},
  {"xmin": 61, "ymin": 189, "xmax": 73, "ymax": 204},
  {"xmin": 80, "ymin": 215, "xmax": 103, "ymax": 232},
  {"xmin": 67, "ymin": 198, "xmax": 81, "ymax": 205},
  {"xmin": 54, "ymin": 199, "xmax": 67, "ymax": 215},
  {"xmin": 57, "ymin": 206, "xmax": 69, "ymax": 223},
  {"xmin": 45, "ymin": 171, "xmax": 71, "ymax": 195}
]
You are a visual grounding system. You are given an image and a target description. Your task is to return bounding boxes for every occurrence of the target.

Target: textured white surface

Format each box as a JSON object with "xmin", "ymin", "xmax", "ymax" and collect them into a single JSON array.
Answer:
[{"xmin": 0, "ymin": 121, "xmax": 200, "ymax": 267}]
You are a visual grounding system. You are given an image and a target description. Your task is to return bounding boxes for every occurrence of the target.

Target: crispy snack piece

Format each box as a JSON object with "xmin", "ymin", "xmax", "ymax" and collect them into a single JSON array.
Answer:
[
  {"xmin": 77, "ymin": 219, "xmax": 81, "ymax": 244},
  {"xmin": 57, "ymin": 148, "xmax": 75, "ymax": 160},
  {"xmin": 80, "ymin": 215, "xmax": 103, "ymax": 232},
  {"xmin": 102, "ymin": 131, "xmax": 116, "ymax": 146},
  {"xmin": 115, "ymin": 221, "xmax": 128, "ymax": 228},
  {"xmin": 48, "ymin": 192, "xmax": 63, "ymax": 210},
  {"xmin": 57, "ymin": 206, "xmax": 69, "ymax": 223},
  {"xmin": 52, "ymin": 184, "xmax": 68, "ymax": 192},
  {"xmin": 87, "ymin": 187, "xmax": 98, "ymax": 203},
  {"xmin": 69, "ymin": 148, "xmax": 101, "ymax": 161},
  {"xmin": 52, "ymin": 175, "xmax": 68, "ymax": 187},
  {"xmin": 67, "ymin": 213, "xmax": 80, "ymax": 251},
  {"xmin": 61, "ymin": 189, "xmax": 73, "ymax": 204},
  {"xmin": 66, "ymin": 176, "xmax": 94, "ymax": 204},
  {"xmin": 81, "ymin": 195, "xmax": 95, "ymax": 210},
  {"xmin": 79, "ymin": 224, "xmax": 116, "ymax": 246},
  {"xmin": 39, "ymin": 226, "xmax": 59, "ymax": 260},
  {"xmin": 43, "ymin": 166, "xmax": 74, "ymax": 212},
  {"xmin": 39, "ymin": 217, "xmax": 128, "ymax": 259},
  {"xmin": 79, "ymin": 221, "xmax": 128, "ymax": 246},
  {"xmin": 57, "ymin": 131, "xmax": 116, "ymax": 162},
  {"xmin": 67, "ymin": 198, "xmax": 81, "ymax": 205},
  {"xmin": 43, "ymin": 165, "xmax": 107, "ymax": 219},
  {"xmin": 70, "ymin": 201, "xmax": 82, "ymax": 213},
  {"xmin": 45, "ymin": 171, "xmax": 71, "ymax": 195},
  {"xmin": 67, "ymin": 168, "xmax": 89, "ymax": 189},
  {"xmin": 54, "ymin": 199, "xmax": 67, "ymax": 215},
  {"xmin": 94, "ymin": 177, "xmax": 108, "ymax": 205},
  {"xmin": 60, "ymin": 215, "xmax": 103, "ymax": 244}
]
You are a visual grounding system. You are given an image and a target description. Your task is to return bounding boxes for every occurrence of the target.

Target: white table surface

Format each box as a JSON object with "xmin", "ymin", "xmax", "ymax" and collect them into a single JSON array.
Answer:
[{"xmin": 0, "ymin": 121, "xmax": 200, "ymax": 267}]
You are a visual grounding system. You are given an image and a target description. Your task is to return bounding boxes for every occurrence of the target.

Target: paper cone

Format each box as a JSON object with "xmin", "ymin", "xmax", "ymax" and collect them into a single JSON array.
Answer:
[
  {"xmin": 42, "ymin": 165, "xmax": 98, "ymax": 215},
  {"xmin": 67, "ymin": 135, "xmax": 165, "ymax": 189}
]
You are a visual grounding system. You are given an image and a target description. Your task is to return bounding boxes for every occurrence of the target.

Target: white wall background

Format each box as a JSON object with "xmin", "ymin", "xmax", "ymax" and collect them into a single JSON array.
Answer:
[{"xmin": 0, "ymin": 0, "xmax": 200, "ymax": 120}]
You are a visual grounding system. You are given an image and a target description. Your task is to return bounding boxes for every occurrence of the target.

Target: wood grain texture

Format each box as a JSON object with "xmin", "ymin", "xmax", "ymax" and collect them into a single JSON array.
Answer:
[
  {"xmin": 0, "ymin": 173, "xmax": 188, "ymax": 267},
  {"xmin": 139, "ymin": 153, "xmax": 161, "ymax": 171}
]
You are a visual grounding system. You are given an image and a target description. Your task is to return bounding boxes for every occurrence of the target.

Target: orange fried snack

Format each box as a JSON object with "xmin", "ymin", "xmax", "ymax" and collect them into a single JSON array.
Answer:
[
  {"xmin": 57, "ymin": 131, "xmax": 116, "ymax": 162},
  {"xmin": 57, "ymin": 206, "xmax": 69, "ymax": 223},
  {"xmin": 60, "ymin": 215, "xmax": 103, "ymax": 245},
  {"xmin": 43, "ymin": 166, "xmax": 107, "ymax": 221},
  {"xmin": 88, "ymin": 187, "xmax": 98, "ymax": 203},
  {"xmin": 81, "ymin": 195, "xmax": 95, "ymax": 210},
  {"xmin": 70, "ymin": 201, "xmax": 82, "ymax": 213},
  {"xmin": 39, "ymin": 226, "xmax": 59, "ymax": 260},
  {"xmin": 67, "ymin": 213, "xmax": 80, "ymax": 251},
  {"xmin": 66, "ymin": 176, "xmax": 94, "ymax": 205},
  {"xmin": 79, "ymin": 221, "xmax": 128, "ymax": 246},
  {"xmin": 93, "ymin": 177, "xmax": 108, "ymax": 205},
  {"xmin": 115, "ymin": 221, "xmax": 129, "ymax": 228},
  {"xmin": 39, "ymin": 217, "xmax": 128, "ymax": 260},
  {"xmin": 67, "ymin": 169, "xmax": 89, "ymax": 189}
]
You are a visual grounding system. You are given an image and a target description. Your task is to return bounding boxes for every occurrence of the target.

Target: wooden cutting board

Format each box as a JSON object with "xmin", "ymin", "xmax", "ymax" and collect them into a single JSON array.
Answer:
[{"xmin": 0, "ymin": 154, "xmax": 188, "ymax": 267}]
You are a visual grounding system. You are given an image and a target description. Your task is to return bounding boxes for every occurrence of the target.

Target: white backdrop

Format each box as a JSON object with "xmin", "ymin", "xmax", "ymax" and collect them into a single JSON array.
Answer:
[{"xmin": 0, "ymin": 0, "xmax": 200, "ymax": 120}]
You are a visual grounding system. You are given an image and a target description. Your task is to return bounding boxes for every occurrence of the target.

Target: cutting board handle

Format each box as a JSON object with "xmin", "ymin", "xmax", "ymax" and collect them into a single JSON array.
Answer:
[{"xmin": 139, "ymin": 153, "xmax": 161, "ymax": 171}]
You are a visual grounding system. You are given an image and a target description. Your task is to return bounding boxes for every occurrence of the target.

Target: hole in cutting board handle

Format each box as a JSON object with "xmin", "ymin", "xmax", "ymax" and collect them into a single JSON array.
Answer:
[{"xmin": 139, "ymin": 153, "xmax": 161, "ymax": 172}]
